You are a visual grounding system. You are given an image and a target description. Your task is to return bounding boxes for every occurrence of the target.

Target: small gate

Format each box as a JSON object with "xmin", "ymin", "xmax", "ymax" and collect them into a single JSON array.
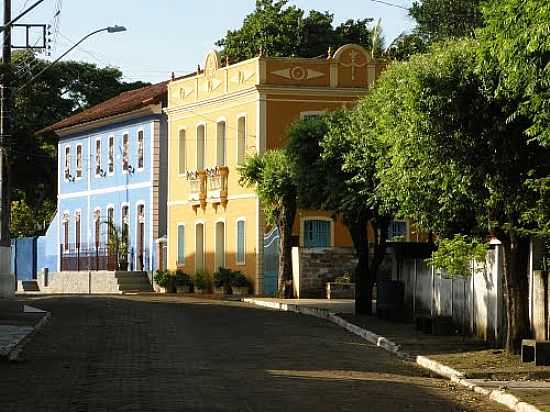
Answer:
[{"xmin": 262, "ymin": 227, "xmax": 279, "ymax": 296}]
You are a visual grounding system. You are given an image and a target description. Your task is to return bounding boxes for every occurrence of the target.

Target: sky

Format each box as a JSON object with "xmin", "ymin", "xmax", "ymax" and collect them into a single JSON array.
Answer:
[{"xmin": 11, "ymin": 0, "xmax": 415, "ymax": 84}]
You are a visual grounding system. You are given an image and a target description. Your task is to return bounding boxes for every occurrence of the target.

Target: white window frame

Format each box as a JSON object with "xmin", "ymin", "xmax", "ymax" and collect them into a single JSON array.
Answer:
[
  {"xmin": 216, "ymin": 118, "xmax": 226, "ymax": 166},
  {"xmin": 214, "ymin": 218, "xmax": 226, "ymax": 270},
  {"xmin": 135, "ymin": 201, "xmax": 146, "ymax": 270},
  {"xmin": 196, "ymin": 122, "xmax": 206, "ymax": 171},
  {"xmin": 236, "ymin": 113, "xmax": 247, "ymax": 165},
  {"xmin": 195, "ymin": 220, "xmax": 206, "ymax": 273},
  {"xmin": 178, "ymin": 128, "xmax": 187, "ymax": 175},
  {"xmin": 106, "ymin": 204, "xmax": 115, "ymax": 244},
  {"xmin": 64, "ymin": 145, "xmax": 71, "ymax": 181},
  {"xmin": 137, "ymin": 128, "xmax": 145, "ymax": 171},
  {"xmin": 235, "ymin": 217, "xmax": 246, "ymax": 265},
  {"xmin": 299, "ymin": 216, "xmax": 334, "ymax": 248},
  {"xmin": 75, "ymin": 144, "xmax": 83, "ymax": 179},
  {"xmin": 176, "ymin": 223, "xmax": 185, "ymax": 266},
  {"xmin": 95, "ymin": 138, "xmax": 102, "ymax": 177},
  {"xmin": 122, "ymin": 132, "xmax": 130, "ymax": 174},
  {"xmin": 93, "ymin": 207, "xmax": 102, "ymax": 246},
  {"xmin": 108, "ymin": 135, "xmax": 115, "ymax": 176}
]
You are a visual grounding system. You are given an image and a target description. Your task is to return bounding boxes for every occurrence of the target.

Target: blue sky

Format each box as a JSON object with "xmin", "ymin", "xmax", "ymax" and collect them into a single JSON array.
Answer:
[{"xmin": 12, "ymin": 0, "xmax": 415, "ymax": 84}]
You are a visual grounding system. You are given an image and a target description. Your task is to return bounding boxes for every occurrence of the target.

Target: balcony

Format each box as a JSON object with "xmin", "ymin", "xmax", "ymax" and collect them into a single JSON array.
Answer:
[
  {"xmin": 186, "ymin": 170, "xmax": 207, "ymax": 209},
  {"xmin": 206, "ymin": 166, "xmax": 229, "ymax": 207}
]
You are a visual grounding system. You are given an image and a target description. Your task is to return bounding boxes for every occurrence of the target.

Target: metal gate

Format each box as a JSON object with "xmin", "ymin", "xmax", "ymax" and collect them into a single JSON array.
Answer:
[{"xmin": 262, "ymin": 227, "xmax": 279, "ymax": 296}]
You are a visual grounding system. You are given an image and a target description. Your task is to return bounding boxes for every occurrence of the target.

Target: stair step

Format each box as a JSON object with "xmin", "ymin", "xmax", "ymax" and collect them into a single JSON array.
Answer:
[{"xmin": 21, "ymin": 281, "xmax": 40, "ymax": 292}]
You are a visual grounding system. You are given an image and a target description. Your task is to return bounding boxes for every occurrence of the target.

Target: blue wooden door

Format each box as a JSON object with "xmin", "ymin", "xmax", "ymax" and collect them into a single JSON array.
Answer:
[
  {"xmin": 262, "ymin": 228, "xmax": 279, "ymax": 296},
  {"xmin": 304, "ymin": 220, "xmax": 331, "ymax": 248}
]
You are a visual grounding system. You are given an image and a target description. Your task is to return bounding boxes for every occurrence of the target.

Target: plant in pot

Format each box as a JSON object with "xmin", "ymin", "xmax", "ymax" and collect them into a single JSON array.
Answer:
[
  {"xmin": 175, "ymin": 270, "xmax": 193, "ymax": 294},
  {"xmin": 154, "ymin": 269, "xmax": 171, "ymax": 293},
  {"xmin": 193, "ymin": 270, "xmax": 212, "ymax": 294},
  {"xmin": 231, "ymin": 271, "xmax": 250, "ymax": 296},
  {"xmin": 213, "ymin": 267, "xmax": 234, "ymax": 295}
]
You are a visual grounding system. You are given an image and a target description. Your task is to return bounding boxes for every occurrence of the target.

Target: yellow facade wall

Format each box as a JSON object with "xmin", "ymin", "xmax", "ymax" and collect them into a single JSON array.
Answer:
[{"xmin": 166, "ymin": 44, "xmax": 392, "ymax": 294}]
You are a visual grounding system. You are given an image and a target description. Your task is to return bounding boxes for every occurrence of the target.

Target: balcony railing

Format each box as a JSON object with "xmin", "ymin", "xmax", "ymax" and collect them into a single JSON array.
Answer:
[
  {"xmin": 186, "ymin": 170, "xmax": 207, "ymax": 209},
  {"xmin": 60, "ymin": 243, "xmax": 116, "ymax": 271},
  {"xmin": 206, "ymin": 166, "xmax": 229, "ymax": 207}
]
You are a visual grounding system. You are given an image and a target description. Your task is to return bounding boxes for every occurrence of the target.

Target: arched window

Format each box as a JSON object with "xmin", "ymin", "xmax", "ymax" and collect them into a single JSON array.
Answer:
[
  {"xmin": 178, "ymin": 129, "xmax": 186, "ymax": 174},
  {"xmin": 196, "ymin": 124, "xmax": 205, "ymax": 170},
  {"xmin": 216, "ymin": 121, "xmax": 226, "ymax": 166},
  {"xmin": 237, "ymin": 116, "xmax": 246, "ymax": 164}
]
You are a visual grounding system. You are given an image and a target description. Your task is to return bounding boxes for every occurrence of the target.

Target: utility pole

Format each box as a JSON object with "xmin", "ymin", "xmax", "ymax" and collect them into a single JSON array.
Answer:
[{"xmin": 0, "ymin": 0, "xmax": 12, "ymax": 297}]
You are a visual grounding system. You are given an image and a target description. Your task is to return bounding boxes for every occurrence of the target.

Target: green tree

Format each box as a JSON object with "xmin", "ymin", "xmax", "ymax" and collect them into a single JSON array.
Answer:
[
  {"xmin": 409, "ymin": 0, "xmax": 483, "ymax": 42},
  {"xmin": 478, "ymin": 0, "xmax": 550, "ymax": 145},
  {"xmin": 10, "ymin": 196, "xmax": 55, "ymax": 238},
  {"xmin": 365, "ymin": 39, "xmax": 550, "ymax": 353},
  {"xmin": 8, "ymin": 51, "xmax": 147, "ymax": 236},
  {"xmin": 287, "ymin": 114, "xmax": 391, "ymax": 314},
  {"xmin": 239, "ymin": 150, "xmax": 297, "ymax": 297},
  {"xmin": 216, "ymin": 0, "xmax": 381, "ymax": 63}
]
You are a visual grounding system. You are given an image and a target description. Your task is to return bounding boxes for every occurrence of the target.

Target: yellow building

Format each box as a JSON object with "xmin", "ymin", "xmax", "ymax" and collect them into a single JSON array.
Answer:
[{"xmin": 166, "ymin": 44, "xmax": 389, "ymax": 294}]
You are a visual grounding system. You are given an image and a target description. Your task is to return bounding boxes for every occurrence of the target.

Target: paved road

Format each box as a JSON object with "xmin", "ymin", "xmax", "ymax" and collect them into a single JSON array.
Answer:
[{"xmin": 0, "ymin": 295, "xmax": 507, "ymax": 412}]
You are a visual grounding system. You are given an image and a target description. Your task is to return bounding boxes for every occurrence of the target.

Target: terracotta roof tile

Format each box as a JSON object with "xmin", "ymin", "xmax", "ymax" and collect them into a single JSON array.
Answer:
[{"xmin": 39, "ymin": 81, "xmax": 168, "ymax": 135}]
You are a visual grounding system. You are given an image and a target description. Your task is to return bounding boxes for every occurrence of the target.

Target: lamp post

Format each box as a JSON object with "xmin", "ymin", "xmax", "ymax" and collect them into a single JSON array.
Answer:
[
  {"xmin": 18, "ymin": 25, "xmax": 127, "ymax": 91},
  {"xmin": 0, "ymin": 23, "xmax": 126, "ymax": 297}
]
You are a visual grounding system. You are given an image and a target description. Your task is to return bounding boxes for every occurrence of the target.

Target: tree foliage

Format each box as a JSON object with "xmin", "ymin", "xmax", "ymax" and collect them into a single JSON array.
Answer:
[
  {"xmin": 216, "ymin": 0, "xmax": 382, "ymax": 63},
  {"xmin": 239, "ymin": 150, "xmax": 296, "ymax": 297},
  {"xmin": 9, "ymin": 51, "xmax": 148, "ymax": 236},
  {"xmin": 286, "ymin": 113, "xmax": 391, "ymax": 314},
  {"xmin": 426, "ymin": 235, "xmax": 487, "ymax": 278},
  {"xmin": 410, "ymin": 0, "xmax": 483, "ymax": 42},
  {"xmin": 364, "ymin": 38, "xmax": 550, "ymax": 353},
  {"xmin": 478, "ymin": 0, "xmax": 550, "ymax": 144}
]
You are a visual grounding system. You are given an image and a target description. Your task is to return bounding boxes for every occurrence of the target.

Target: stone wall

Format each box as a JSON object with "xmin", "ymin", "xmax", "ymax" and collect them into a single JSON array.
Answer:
[
  {"xmin": 37, "ymin": 271, "xmax": 121, "ymax": 294},
  {"xmin": 292, "ymin": 247, "xmax": 357, "ymax": 298}
]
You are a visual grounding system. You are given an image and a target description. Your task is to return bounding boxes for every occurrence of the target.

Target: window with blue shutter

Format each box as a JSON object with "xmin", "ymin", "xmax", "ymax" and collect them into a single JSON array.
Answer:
[
  {"xmin": 304, "ymin": 219, "xmax": 331, "ymax": 248},
  {"xmin": 387, "ymin": 221, "xmax": 407, "ymax": 241},
  {"xmin": 177, "ymin": 225, "xmax": 185, "ymax": 265},
  {"xmin": 236, "ymin": 220, "xmax": 245, "ymax": 264}
]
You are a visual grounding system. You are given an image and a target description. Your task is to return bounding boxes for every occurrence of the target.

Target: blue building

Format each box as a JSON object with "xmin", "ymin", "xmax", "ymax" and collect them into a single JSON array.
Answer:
[{"xmin": 38, "ymin": 82, "xmax": 168, "ymax": 274}]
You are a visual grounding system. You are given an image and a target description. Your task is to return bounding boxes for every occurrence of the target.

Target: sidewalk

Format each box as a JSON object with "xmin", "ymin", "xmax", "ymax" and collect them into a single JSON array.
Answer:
[
  {"xmin": 0, "ymin": 299, "xmax": 50, "ymax": 361},
  {"xmin": 243, "ymin": 297, "xmax": 549, "ymax": 412}
]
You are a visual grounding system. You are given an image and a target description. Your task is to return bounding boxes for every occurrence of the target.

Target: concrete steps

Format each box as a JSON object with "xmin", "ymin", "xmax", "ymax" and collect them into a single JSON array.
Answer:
[
  {"xmin": 19, "ymin": 281, "xmax": 40, "ymax": 292},
  {"xmin": 114, "ymin": 272, "xmax": 153, "ymax": 293}
]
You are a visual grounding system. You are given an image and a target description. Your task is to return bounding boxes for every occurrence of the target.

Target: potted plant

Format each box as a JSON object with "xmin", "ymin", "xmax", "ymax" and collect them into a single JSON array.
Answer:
[
  {"xmin": 153, "ymin": 269, "xmax": 170, "ymax": 293},
  {"xmin": 193, "ymin": 270, "xmax": 212, "ymax": 294},
  {"xmin": 231, "ymin": 271, "xmax": 250, "ymax": 296},
  {"xmin": 213, "ymin": 267, "xmax": 233, "ymax": 295},
  {"xmin": 175, "ymin": 270, "xmax": 193, "ymax": 294}
]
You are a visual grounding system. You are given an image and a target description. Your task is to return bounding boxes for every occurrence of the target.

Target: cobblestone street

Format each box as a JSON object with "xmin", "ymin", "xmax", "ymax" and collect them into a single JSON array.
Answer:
[{"xmin": 0, "ymin": 296, "xmax": 507, "ymax": 411}]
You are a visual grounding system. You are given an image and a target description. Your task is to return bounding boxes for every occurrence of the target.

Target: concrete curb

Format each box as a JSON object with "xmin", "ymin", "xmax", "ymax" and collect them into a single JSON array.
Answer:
[
  {"xmin": 3, "ymin": 311, "xmax": 51, "ymax": 362},
  {"xmin": 242, "ymin": 298, "xmax": 541, "ymax": 412}
]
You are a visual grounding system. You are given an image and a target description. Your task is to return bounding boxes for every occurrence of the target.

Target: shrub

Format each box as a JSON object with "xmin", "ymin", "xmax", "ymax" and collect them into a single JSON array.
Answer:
[
  {"xmin": 213, "ymin": 267, "xmax": 250, "ymax": 294},
  {"xmin": 194, "ymin": 270, "xmax": 213, "ymax": 292},
  {"xmin": 232, "ymin": 271, "xmax": 250, "ymax": 288},
  {"xmin": 154, "ymin": 270, "xmax": 170, "ymax": 287},
  {"xmin": 175, "ymin": 270, "xmax": 192, "ymax": 287}
]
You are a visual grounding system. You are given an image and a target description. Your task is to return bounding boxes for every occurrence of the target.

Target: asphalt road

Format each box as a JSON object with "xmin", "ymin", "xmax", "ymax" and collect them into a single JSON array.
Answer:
[{"xmin": 0, "ymin": 295, "xmax": 507, "ymax": 412}]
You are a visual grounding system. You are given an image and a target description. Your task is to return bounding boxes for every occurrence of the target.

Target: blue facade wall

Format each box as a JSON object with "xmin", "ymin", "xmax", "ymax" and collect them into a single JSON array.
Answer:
[
  {"xmin": 52, "ymin": 113, "xmax": 166, "ymax": 273},
  {"xmin": 11, "ymin": 237, "xmax": 37, "ymax": 281},
  {"xmin": 37, "ymin": 212, "xmax": 59, "ymax": 273}
]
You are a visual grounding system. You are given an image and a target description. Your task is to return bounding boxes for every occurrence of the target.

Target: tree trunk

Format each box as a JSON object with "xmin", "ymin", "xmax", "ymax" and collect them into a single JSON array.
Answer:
[
  {"xmin": 348, "ymin": 218, "xmax": 372, "ymax": 314},
  {"xmin": 277, "ymin": 203, "xmax": 297, "ymax": 298},
  {"xmin": 501, "ymin": 232, "xmax": 531, "ymax": 354}
]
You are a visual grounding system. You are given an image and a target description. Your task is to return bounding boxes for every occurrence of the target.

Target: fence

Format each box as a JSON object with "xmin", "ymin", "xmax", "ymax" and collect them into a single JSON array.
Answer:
[
  {"xmin": 60, "ymin": 243, "xmax": 117, "ymax": 272},
  {"xmin": 393, "ymin": 245, "xmax": 506, "ymax": 345}
]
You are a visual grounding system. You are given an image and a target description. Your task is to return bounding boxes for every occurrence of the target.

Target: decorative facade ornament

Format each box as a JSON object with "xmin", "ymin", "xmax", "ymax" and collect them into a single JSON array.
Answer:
[
  {"xmin": 231, "ymin": 70, "xmax": 255, "ymax": 85},
  {"xmin": 179, "ymin": 87, "xmax": 194, "ymax": 101},
  {"xmin": 271, "ymin": 66, "xmax": 324, "ymax": 81},
  {"xmin": 341, "ymin": 50, "xmax": 366, "ymax": 80}
]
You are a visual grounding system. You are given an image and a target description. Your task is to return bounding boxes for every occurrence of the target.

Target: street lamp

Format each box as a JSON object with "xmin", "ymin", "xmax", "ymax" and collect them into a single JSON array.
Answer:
[{"xmin": 18, "ymin": 25, "xmax": 127, "ymax": 91}]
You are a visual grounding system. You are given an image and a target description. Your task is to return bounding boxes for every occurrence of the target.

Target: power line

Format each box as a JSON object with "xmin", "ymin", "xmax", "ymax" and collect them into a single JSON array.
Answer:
[{"xmin": 366, "ymin": 0, "xmax": 409, "ymax": 10}]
